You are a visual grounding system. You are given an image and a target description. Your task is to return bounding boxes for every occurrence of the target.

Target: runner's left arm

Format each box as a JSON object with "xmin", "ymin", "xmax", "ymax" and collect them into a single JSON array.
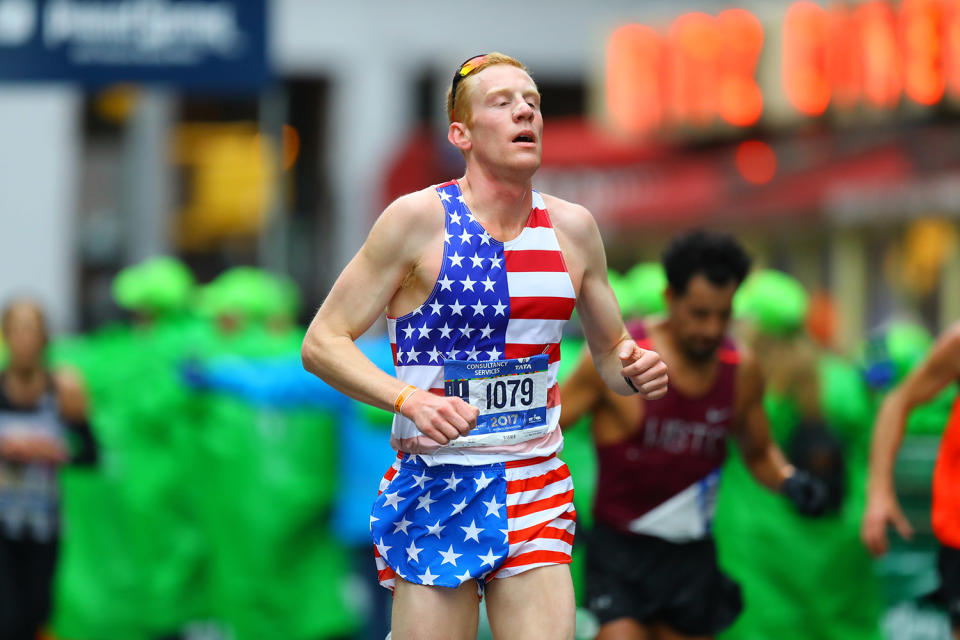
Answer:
[
  {"xmin": 558, "ymin": 202, "xmax": 667, "ymax": 400},
  {"xmin": 735, "ymin": 352, "xmax": 832, "ymax": 516},
  {"xmin": 731, "ymin": 352, "xmax": 793, "ymax": 491}
]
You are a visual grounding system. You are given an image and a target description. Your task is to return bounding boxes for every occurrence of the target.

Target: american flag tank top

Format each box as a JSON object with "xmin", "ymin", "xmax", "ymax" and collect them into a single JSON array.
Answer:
[{"xmin": 386, "ymin": 180, "xmax": 576, "ymax": 466}]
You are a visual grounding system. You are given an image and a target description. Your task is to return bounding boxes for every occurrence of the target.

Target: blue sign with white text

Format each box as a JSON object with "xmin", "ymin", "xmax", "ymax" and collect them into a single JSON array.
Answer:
[{"xmin": 0, "ymin": 0, "xmax": 268, "ymax": 91}]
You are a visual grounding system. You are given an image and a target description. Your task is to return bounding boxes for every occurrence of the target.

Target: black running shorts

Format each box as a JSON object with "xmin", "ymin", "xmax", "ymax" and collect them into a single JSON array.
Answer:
[
  {"xmin": 585, "ymin": 522, "xmax": 743, "ymax": 635},
  {"xmin": 938, "ymin": 544, "xmax": 960, "ymax": 629}
]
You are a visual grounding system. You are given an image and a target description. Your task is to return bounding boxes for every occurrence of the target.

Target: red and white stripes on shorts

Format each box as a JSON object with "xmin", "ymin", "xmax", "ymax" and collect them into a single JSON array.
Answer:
[{"xmin": 372, "ymin": 453, "xmax": 576, "ymax": 591}]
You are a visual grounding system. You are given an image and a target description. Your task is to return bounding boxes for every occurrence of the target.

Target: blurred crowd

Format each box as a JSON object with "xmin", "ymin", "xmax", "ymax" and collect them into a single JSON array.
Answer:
[{"xmin": 0, "ymin": 254, "xmax": 955, "ymax": 640}]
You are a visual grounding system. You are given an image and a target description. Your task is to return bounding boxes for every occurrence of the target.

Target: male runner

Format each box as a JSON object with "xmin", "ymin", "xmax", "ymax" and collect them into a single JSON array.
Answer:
[
  {"xmin": 862, "ymin": 321, "xmax": 960, "ymax": 640},
  {"xmin": 301, "ymin": 52, "xmax": 668, "ymax": 640},
  {"xmin": 560, "ymin": 231, "xmax": 828, "ymax": 640}
]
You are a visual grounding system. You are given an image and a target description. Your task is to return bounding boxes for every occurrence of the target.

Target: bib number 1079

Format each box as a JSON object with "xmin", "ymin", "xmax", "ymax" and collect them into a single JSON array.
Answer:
[
  {"xmin": 485, "ymin": 377, "xmax": 534, "ymax": 411},
  {"xmin": 442, "ymin": 355, "xmax": 549, "ymax": 445}
]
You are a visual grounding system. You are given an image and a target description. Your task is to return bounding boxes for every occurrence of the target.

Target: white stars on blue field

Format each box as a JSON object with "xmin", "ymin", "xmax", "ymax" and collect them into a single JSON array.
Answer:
[
  {"xmin": 371, "ymin": 460, "xmax": 510, "ymax": 588},
  {"xmin": 394, "ymin": 182, "xmax": 510, "ymax": 367}
]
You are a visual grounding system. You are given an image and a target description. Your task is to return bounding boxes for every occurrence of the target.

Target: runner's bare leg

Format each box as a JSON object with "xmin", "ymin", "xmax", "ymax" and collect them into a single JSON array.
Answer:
[
  {"xmin": 485, "ymin": 565, "xmax": 575, "ymax": 640},
  {"xmin": 391, "ymin": 577, "xmax": 480, "ymax": 640}
]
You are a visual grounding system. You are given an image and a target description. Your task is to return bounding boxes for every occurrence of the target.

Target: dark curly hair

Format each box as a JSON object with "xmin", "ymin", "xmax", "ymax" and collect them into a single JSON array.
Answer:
[{"xmin": 662, "ymin": 230, "xmax": 751, "ymax": 296}]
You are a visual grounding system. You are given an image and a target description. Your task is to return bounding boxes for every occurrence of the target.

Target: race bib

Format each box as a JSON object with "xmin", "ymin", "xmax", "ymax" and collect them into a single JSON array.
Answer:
[{"xmin": 443, "ymin": 355, "xmax": 549, "ymax": 447}]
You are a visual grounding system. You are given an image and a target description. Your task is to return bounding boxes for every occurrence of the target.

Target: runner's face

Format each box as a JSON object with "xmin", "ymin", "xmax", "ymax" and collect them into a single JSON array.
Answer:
[
  {"xmin": 2, "ymin": 305, "xmax": 46, "ymax": 367},
  {"xmin": 668, "ymin": 274, "xmax": 737, "ymax": 363},
  {"xmin": 464, "ymin": 65, "xmax": 542, "ymax": 174}
]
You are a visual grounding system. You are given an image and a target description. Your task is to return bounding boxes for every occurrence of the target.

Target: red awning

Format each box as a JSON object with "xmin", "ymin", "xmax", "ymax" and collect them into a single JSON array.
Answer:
[{"xmin": 381, "ymin": 118, "xmax": 960, "ymax": 228}]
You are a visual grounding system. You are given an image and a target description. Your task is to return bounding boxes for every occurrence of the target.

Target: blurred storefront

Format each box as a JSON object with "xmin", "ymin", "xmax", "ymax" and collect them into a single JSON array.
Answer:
[
  {"xmin": 584, "ymin": 0, "xmax": 960, "ymax": 348},
  {"xmin": 3, "ymin": 0, "xmax": 960, "ymax": 342}
]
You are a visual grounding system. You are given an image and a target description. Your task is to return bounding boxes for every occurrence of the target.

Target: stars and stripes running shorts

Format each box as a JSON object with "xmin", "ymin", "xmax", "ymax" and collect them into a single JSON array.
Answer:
[{"xmin": 371, "ymin": 453, "xmax": 576, "ymax": 592}]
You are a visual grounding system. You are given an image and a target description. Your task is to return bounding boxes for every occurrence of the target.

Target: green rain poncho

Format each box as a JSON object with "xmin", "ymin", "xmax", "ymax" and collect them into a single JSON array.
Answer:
[
  {"xmin": 51, "ymin": 256, "xmax": 208, "ymax": 639},
  {"xmin": 732, "ymin": 268, "xmax": 808, "ymax": 337},
  {"xmin": 112, "ymin": 256, "xmax": 196, "ymax": 317},
  {"xmin": 714, "ymin": 269, "xmax": 882, "ymax": 640},
  {"xmin": 50, "ymin": 260, "xmax": 358, "ymax": 639},
  {"xmin": 610, "ymin": 262, "xmax": 667, "ymax": 319},
  {"xmin": 188, "ymin": 267, "xmax": 357, "ymax": 639}
]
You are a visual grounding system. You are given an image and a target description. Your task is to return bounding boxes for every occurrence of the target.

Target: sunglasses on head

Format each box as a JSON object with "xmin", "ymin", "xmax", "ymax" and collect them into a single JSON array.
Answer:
[{"xmin": 450, "ymin": 54, "xmax": 489, "ymax": 117}]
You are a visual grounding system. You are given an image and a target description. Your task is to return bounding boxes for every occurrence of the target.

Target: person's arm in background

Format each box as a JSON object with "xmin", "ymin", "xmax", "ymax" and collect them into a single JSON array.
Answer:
[
  {"xmin": 732, "ymin": 350, "xmax": 827, "ymax": 515},
  {"xmin": 56, "ymin": 369, "xmax": 97, "ymax": 466},
  {"xmin": 862, "ymin": 323, "xmax": 960, "ymax": 556},
  {"xmin": 182, "ymin": 355, "xmax": 350, "ymax": 410},
  {"xmin": 558, "ymin": 346, "xmax": 606, "ymax": 430},
  {"xmin": 182, "ymin": 336, "xmax": 396, "ymax": 411}
]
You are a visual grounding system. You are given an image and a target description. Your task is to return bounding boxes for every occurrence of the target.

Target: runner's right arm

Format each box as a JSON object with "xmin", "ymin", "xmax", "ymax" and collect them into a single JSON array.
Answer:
[
  {"xmin": 862, "ymin": 324, "xmax": 960, "ymax": 555},
  {"xmin": 301, "ymin": 190, "xmax": 478, "ymax": 445}
]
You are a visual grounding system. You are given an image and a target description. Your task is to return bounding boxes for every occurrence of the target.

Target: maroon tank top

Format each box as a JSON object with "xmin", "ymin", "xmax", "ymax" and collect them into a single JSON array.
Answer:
[{"xmin": 593, "ymin": 320, "xmax": 739, "ymax": 540}]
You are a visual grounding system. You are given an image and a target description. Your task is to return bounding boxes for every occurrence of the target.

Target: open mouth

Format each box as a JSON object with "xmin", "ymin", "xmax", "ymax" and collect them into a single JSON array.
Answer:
[{"xmin": 513, "ymin": 134, "xmax": 535, "ymax": 144}]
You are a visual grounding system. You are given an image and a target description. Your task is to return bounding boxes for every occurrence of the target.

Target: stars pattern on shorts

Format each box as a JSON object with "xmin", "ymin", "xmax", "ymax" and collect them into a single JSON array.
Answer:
[{"xmin": 371, "ymin": 462, "xmax": 510, "ymax": 589}]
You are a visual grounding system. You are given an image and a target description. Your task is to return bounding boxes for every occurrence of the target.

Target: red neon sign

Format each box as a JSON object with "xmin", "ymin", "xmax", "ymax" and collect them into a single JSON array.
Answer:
[
  {"xmin": 902, "ymin": 0, "xmax": 946, "ymax": 105},
  {"xmin": 782, "ymin": 2, "xmax": 831, "ymax": 116},
  {"xmin": 606, "ymin": 0, "xmax": 960, "ymax": 136},
  {"xmin": 717, "ymin": 9, "xmax": 765, "ymax": 127},
  {"xmin": 606, "ymin": 10, "xmax": 763, "ymax": 136},
  {"xmin": 606, "ymin": 24, "xmax": 663, "ymax": 137},
  {"xmin": 948, "ymin": 0, "xmax": 960, "ymax": 99},
  {"xmin": 781, "ymin": 0, "xmax": 960, "ymax": 113}
]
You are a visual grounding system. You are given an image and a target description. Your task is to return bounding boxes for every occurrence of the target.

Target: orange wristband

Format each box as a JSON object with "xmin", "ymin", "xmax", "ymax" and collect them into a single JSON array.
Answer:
[{"xmin": 394, "ymin": 384, "xmax": 419, "ymax": 414}]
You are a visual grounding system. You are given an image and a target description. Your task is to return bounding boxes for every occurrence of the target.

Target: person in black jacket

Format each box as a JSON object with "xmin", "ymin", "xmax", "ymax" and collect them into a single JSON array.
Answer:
[{"xmin": 0, "ymin": 298, "xmax": 97, "ymax": 640}]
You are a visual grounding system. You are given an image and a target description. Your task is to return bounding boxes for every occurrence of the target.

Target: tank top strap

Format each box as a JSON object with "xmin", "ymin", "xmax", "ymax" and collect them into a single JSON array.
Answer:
[{"xmin": 435, "ymin": 180, "xmax": 463, "ymax": 219}]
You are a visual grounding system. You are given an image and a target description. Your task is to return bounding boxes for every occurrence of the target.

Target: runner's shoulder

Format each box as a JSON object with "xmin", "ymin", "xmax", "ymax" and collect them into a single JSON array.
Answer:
[
  {"xmin": 368, "ymin": 186, "xmax": 446, "ymax": 256},
  {"xmin": 538, "ymin": 192, "xmax": 598, "ymax": 238},
  {"xmin": 941, "ymin": 322, "xmax": 960, "ymax": 350},
  {"xmin": 733, "ymin": 343, "xmax": 757, "ymax": 370},
  {"xmin": 380, "ymin": 186, "xmax": 445, "ymax": 231}
]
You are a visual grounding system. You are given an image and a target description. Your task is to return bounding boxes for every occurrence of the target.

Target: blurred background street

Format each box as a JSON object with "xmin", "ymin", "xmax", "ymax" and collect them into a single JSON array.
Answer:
[{"xmin": 1, "ymin": 0, "xmax": 959, "ymax": 638}]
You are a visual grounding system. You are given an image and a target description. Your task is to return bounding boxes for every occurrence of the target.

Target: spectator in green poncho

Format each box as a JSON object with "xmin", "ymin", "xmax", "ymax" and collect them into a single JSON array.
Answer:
[
  {"xmin": 609, "ymin": 263, "xmax": 668, "ymax": 321},
  {"xmin": 713, "ymin": 269, "xmax": 882, "ymax": 640},
  {"xmin": 859, "ymin": 321, "xmax": 956, "ymax": 437},
  {"xmin": 50, "ymin": 256, "xmax": 210, "ymax": 639},
  {"xmin": 186, "ymin": 266, "xmax": 366, "ymax": 639},
  {"xmin": 194, "ymin": 266, "xmax": 305, "ymax": 357},
  {"xmin": 112, "ymin": 256, "xmax": 196, "ymax": 325},
  {"xmin": 206, "ymin": 267, "xmax": 298, "ymax": 323}
]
